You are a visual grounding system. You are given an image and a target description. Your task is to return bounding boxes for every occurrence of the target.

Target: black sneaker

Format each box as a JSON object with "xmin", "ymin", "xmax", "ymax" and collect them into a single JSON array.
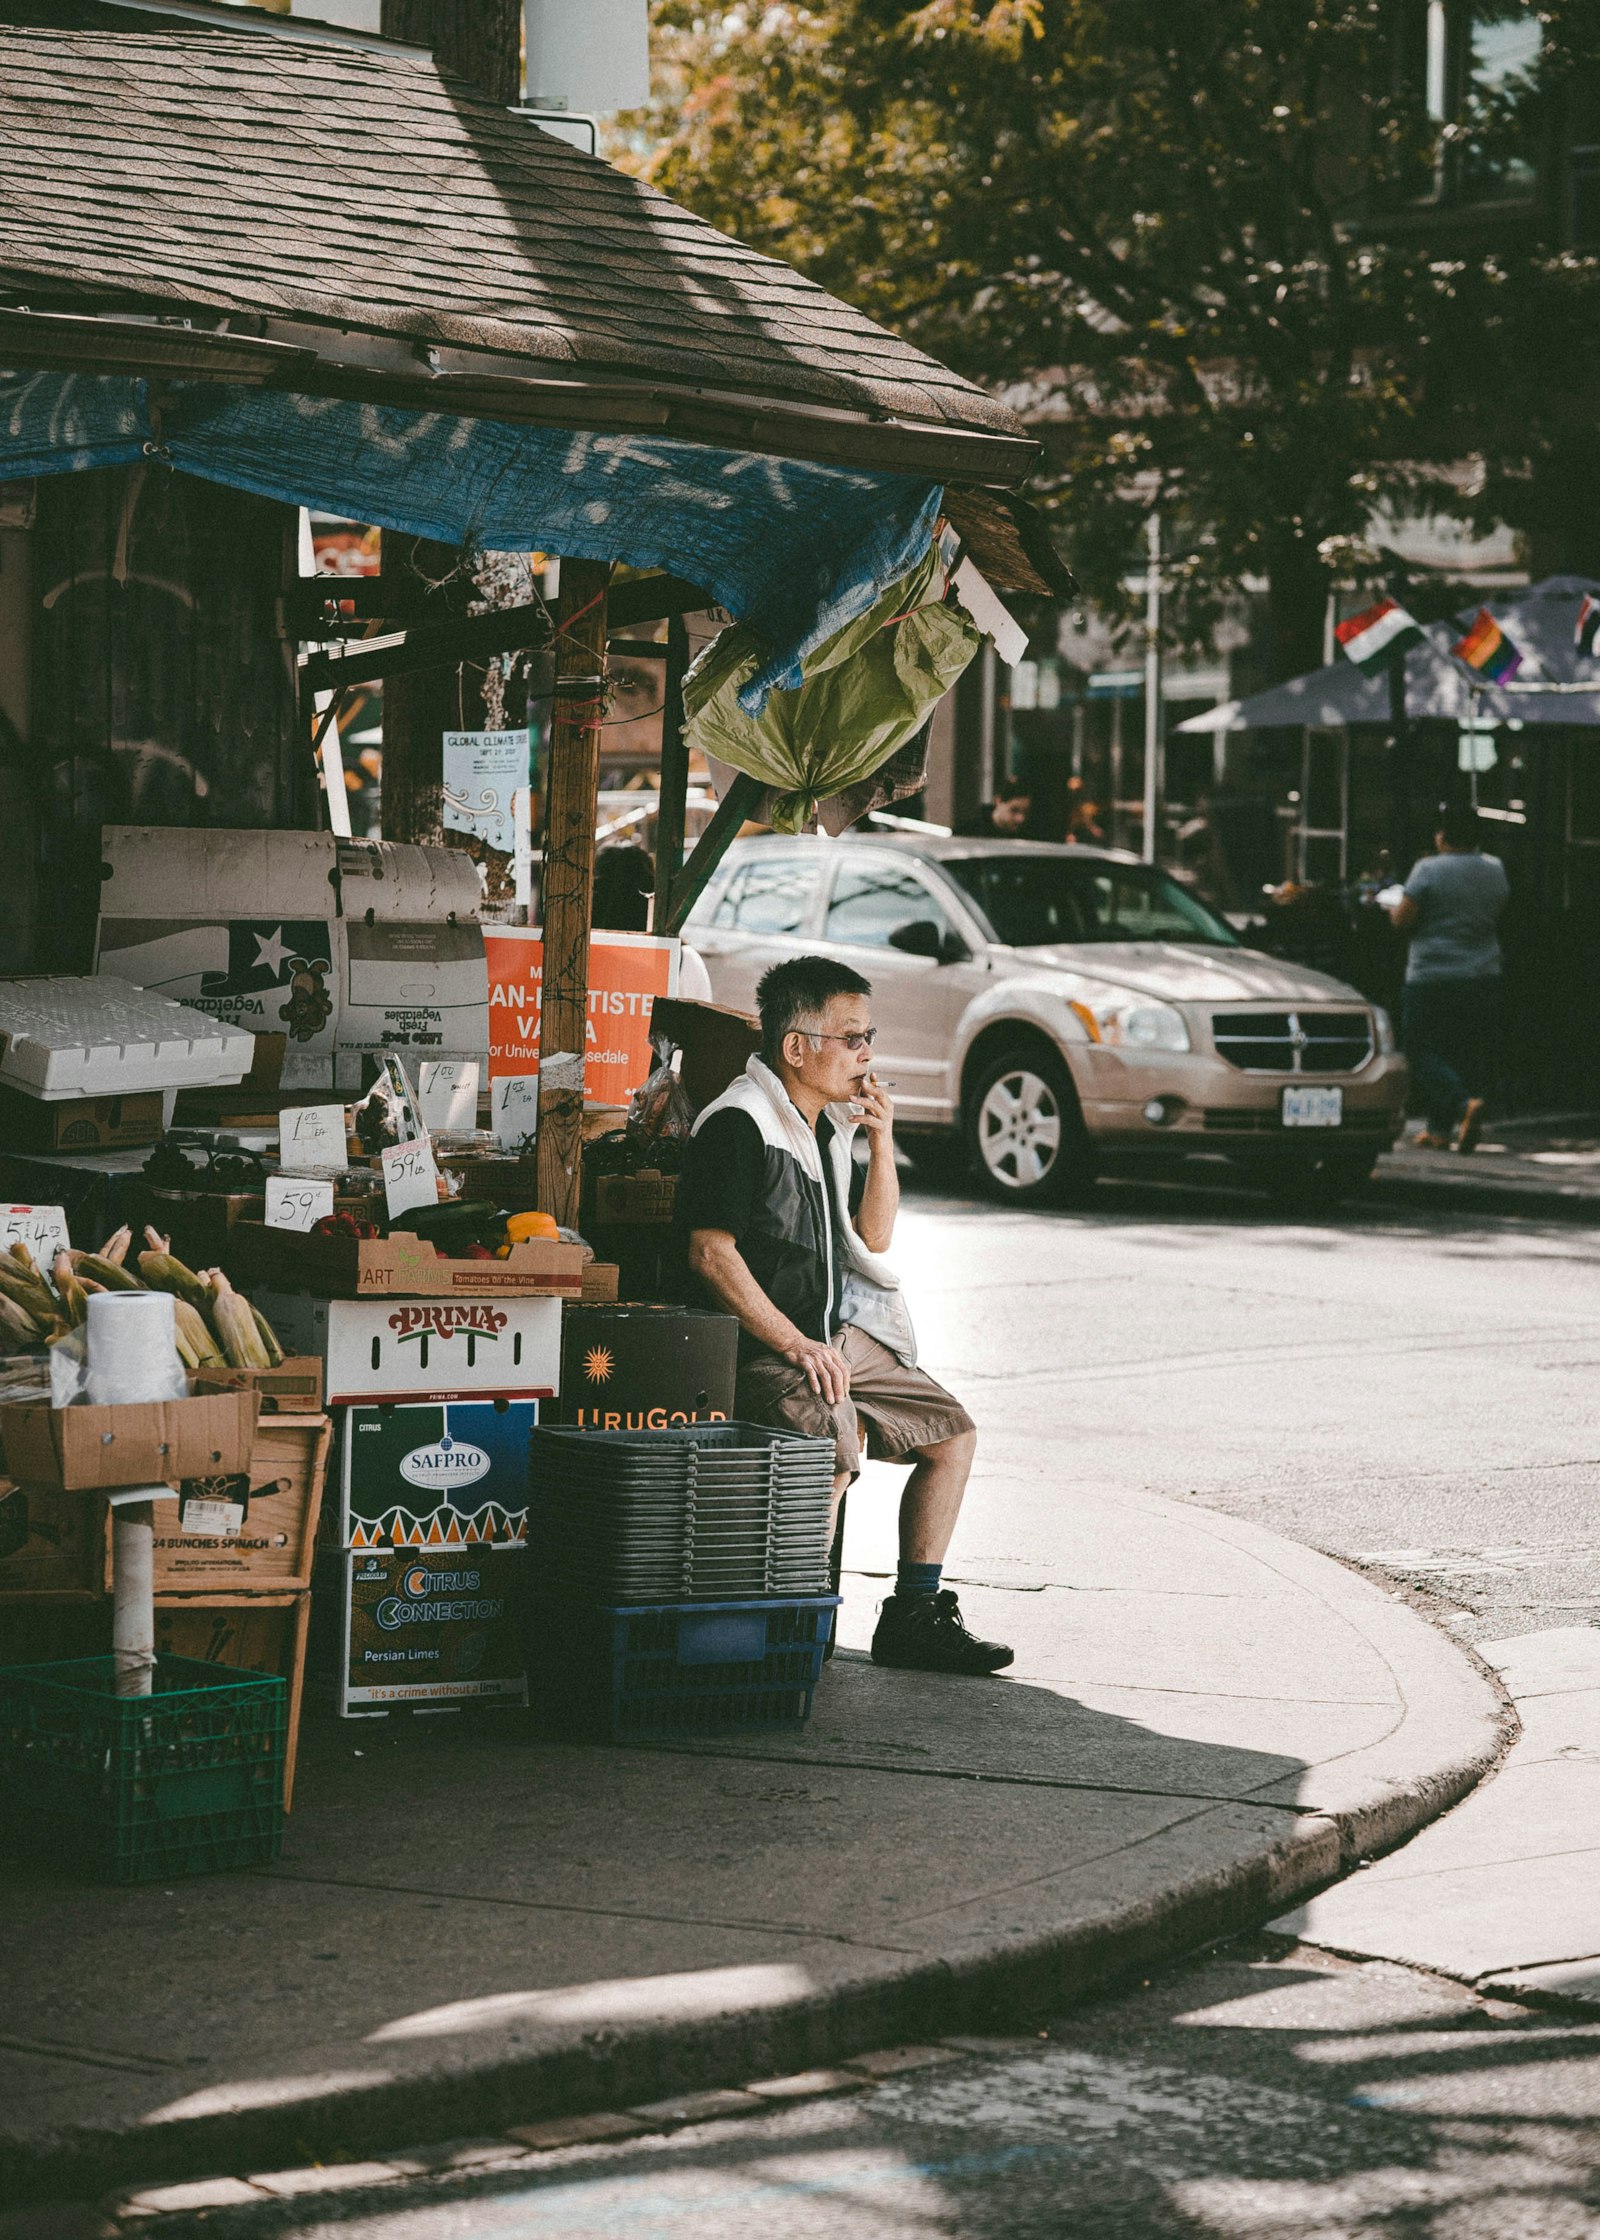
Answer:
[{"xmin": 871, "ymin": 1589, "xmax": 1014, "ymax": 1676}]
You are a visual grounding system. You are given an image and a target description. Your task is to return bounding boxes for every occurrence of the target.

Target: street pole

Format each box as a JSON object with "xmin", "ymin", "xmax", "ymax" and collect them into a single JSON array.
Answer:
[{"xmin": 1142, "ymin": 510, "xmax": 1163, "ymax": 865}]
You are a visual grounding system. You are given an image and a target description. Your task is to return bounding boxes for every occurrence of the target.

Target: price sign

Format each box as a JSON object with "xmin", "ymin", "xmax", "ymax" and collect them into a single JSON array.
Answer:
[
  {"xmin": 0, "ymin": 1204, "xmax": 70, "ymax": 1270},
  {"xmin": 380, "ymin": 1136, "xmax": 442, "ymax": 1218},
  {"xmin": 265, "ymin": 1174, "xmax": 335, "ymax": 1233},
  {"xmin": 279, "ymin": 1103, "xmax": 347, "ymax": 1175},
  {"xmin": 491, "ymin": 1075, "xmax": 539, "ymax": 1151},
  {"xmin": 417, "ymin": 1060, "xmax": 480, "ymax": 1133}
]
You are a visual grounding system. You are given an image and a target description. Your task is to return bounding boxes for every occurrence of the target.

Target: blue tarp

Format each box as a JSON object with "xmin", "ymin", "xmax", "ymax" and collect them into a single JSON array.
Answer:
[{"xmin": 0, "ymin": 369, "xmax": 943, "ymax": 709}]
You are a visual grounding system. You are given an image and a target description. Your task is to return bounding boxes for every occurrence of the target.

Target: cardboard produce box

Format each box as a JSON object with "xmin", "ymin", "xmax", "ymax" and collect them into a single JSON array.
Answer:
[
  {"xmin": 257, "ymin": 1289, "xmax": 561, "ymax": 1406},
  {"xmin": 341, "ymin": 1399, "xmax": 536, "ymax": 1551},
  {"xmin": 341, "ymin": 1545, "xmax": 527, "ymax": 1711},
  {"xmin": 0, "ymin": 1085, "xmax": 163, "ymax": 1154},
  {"xmin": 553, "ymin": 1305, "xmax": 737, "ymax": 1431},
  {"xmin": 0, "ymin": 1478, "xmax": 103, "ymax": 1601},
  {"xmin": 593, "ymin": 1170, "xmax": 676, "ymax": 1225},
  {"xmin": 0, "ymin": 1389, "xmax": 258, "ymax": 1491},
  {"xmin": 230, "ymin": 1220, "xmax": 583, "ymax": 1300},
  {"xmin": 122, "ymin": 1415, "xmax": 331, "ymax": 1595},
  {"xmin": 191, "ymin": 1356, "xmax": 324, "ymax": 1414}
]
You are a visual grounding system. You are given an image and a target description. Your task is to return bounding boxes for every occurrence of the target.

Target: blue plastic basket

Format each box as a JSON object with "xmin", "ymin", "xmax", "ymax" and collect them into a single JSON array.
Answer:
[{"xmin": 528, "ymin": 1594, "xmax": 839, "ymax": 1741}]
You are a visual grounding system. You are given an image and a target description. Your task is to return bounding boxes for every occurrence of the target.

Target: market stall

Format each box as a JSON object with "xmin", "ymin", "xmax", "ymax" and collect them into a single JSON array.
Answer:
[{"xmin": 0, "ymin": 0, "xmax": 1065, "ymax": 1880}]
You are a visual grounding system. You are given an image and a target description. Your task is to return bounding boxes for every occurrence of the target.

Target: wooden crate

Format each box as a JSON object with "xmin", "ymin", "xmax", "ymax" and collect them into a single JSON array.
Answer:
[
  {"xmin": 0, "ymin": 1479, "xmax": 104, "ymax": 1602},
  {"xmin": 154, "ymin": 1592, "xmax": 310, "ymax": 1810},
  {"xmin": 115, "ymin": 1415, "xmax": 331, "ymax": 1597}
]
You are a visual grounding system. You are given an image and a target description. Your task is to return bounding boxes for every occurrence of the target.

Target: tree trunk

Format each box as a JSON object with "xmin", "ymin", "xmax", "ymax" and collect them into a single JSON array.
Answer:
[
  {"xmin": 380, "ymin": 0, "xmax": 520, "ymax": 102},
  {"xmin": 378, "ymin": 533, "xmax": 471, "ymax": 847},
  {"xmin": 1264, "ymin": 537, "xmax": 1330, "ymax": 685}
]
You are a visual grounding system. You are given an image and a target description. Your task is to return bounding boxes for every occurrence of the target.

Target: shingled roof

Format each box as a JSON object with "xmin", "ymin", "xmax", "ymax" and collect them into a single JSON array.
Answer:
[{"xmin": 0, "ymin": 1, "xmax": 1035, "ymax": 486}]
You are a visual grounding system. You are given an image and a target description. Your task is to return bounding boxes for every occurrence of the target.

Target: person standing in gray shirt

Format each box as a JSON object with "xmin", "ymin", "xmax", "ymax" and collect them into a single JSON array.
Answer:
[{"xmin": 1388, "ymin": 805, "xmax": 1510, "ymax": 1151}]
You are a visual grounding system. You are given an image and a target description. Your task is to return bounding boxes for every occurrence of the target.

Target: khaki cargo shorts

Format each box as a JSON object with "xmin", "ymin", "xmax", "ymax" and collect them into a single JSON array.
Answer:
[{"xmin": 735, "ymin": 1323, "xmax": 975, "ymax": 1478}]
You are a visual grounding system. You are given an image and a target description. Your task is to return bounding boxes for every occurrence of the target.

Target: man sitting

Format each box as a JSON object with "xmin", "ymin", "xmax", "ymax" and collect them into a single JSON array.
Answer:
[{"xmin": 678, "ymin": 954, "xmax": 1011, "ymax": 1675}]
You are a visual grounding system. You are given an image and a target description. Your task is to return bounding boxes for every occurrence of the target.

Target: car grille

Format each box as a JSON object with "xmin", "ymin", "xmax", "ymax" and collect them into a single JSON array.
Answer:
[
  {"xmin": 1201, "ymin": 1108, "xmax": 1393, "ymax": 1134},
  {"xmin": 1210, "ymin": 1009, "xmax": 1374, "ymax": 1074}
]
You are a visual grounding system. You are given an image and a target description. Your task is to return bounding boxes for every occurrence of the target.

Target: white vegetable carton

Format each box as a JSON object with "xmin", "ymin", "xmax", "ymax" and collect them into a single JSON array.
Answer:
[{"xmin": 0, "ymin": 976, "xmax": 254, "ymax": 1100}]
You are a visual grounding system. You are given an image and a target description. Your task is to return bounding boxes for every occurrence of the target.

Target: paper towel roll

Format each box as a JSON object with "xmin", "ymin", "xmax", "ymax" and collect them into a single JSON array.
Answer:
[{"xmin": 86, "ymin": 1290, "xmax": 187, "ymax": 1405}]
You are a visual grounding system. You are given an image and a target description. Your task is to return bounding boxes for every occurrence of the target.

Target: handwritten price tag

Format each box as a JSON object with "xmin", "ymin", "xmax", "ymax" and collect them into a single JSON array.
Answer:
[
  {"xmin": 417, "ymin": 1060, "xmax": 481, "ymax": 1133},
  {"xmin": 491, "ymin": 1074, "xmax": 539, "ymax": 1150},
  {"xmin": 380, "ymin": 1136, "xmax": 442, "ymax": 1218},
  {"xmin": 265, "ymin": 1175, "xmax": 335, "ymax": 1233},
  {"xmin": 0, "ymin": 1204, "xmax": 70, "ymax": 1268},
  {"xmin": 279, "ymin": 1103, "xmax": 347, "ymax": 1175}
]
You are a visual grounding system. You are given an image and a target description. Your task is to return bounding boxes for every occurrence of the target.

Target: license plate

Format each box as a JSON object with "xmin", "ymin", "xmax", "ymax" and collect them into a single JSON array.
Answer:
[{"xmin": 1282, "ymin": 1086, "xmax": 1343, "ymax": 1128}]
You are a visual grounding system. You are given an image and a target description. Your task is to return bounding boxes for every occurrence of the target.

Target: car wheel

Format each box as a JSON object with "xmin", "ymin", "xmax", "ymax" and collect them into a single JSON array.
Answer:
[
  {"xmin": 964, "ymin": 1046, "xmax": 1093, "ymax": 1206},
  {"xmin": 1259, "ymin": 1153, "xmax": 1377, "ymax": 1212}
]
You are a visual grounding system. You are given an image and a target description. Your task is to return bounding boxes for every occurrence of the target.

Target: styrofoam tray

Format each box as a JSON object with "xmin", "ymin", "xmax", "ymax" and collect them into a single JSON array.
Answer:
[{"xmin": 0, "ymin": 977, "xmax": 254, "ymax": 1099}]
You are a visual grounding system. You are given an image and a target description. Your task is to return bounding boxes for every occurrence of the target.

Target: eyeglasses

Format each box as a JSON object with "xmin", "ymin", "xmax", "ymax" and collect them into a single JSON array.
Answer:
[{"xmin": 805, "ymin": 1028, "xmax": 877, "ymax": 1052}]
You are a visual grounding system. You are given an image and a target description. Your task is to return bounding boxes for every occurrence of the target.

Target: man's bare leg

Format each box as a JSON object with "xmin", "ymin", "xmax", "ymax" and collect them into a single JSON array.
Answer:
[{"xmin": 898, "ymin": 1429, "xmax": 977, "ymax": 1565}]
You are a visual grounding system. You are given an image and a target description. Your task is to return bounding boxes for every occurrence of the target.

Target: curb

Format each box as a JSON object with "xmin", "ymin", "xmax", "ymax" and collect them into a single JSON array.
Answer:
[
  {"xmin": 2, "ymin": 1510, "xmax": 1507, "ymax": 2211},
  {"xmin": 1367, "ymin": 1161, "xmax": 1600, "ymax": 1223}
]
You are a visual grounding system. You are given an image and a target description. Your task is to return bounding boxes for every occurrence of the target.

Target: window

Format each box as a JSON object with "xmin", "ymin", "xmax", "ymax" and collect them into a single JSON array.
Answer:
[
  {"xmin": 710, "ymin": 858, "xmax": 819, "ymax": 934},
  {"xmin": 1419, "ymin": 1, "xmax": 1543, "ymax": 205},
  {"xmin": 945, "ymin": 855, "xmax": 1238, "ymax": 949},
  {"xmin": 825, "ymin": 860, "xmax": 956, "ymax": 948}
]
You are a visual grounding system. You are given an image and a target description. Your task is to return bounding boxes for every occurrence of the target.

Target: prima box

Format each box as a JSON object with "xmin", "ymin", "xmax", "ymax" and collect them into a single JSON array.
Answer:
[{"xmin": 257, "ymin": 1290, "xmax": 561, "ymax": 1407}]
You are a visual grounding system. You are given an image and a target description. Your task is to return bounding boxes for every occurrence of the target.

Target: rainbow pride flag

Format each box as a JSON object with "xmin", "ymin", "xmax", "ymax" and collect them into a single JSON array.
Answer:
[{"xmin": 1452, "ymin": 607, "xmax": 1522, "ymax": 683}]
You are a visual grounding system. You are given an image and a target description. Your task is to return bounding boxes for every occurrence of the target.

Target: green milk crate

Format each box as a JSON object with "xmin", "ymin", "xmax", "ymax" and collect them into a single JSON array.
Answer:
[{"xmin": 0, "ymin": 1655, "xmax": 285, "ymax": 1883}]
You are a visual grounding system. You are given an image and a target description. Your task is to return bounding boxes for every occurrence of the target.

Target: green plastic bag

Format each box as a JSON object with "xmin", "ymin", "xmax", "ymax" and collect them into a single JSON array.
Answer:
[{"xmin": 682, "ymin": 542, "xmax": 983, "ymax": 832}]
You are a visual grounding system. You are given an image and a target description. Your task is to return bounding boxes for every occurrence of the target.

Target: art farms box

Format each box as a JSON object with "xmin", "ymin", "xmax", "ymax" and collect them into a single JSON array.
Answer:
[
  {"xmin": 257, "ymin": 1290, "xmax": 561, "ymax": 1406},
  {"xmin": 341, "ymin": 1545, "xmax": 527, "ymax": 1712},
  {"xmin": 341, "ymin": 1399, "xmax": 536, "ymax": 1551},
  {"xmin": 553, "ymin": 1305, "xmax": 737, "ymax": 1431},
  {"xmin": 230, "ymin": 1222, "xmax": 582, "ymax": 1300}
]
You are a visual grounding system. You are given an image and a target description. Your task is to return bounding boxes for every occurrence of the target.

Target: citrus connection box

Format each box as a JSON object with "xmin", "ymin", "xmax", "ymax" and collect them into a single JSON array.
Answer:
[
  {"xmin": 231, "ymin": 1222, "xmax": 583, "ymax": 1300},
  {"xmin": 256, "ymin": 1290, "xmax": 562, "ymax": 1406}
]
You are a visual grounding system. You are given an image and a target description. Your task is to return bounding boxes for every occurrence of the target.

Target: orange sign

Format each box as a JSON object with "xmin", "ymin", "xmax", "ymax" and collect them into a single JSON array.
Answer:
[{"xmin": 484, "ymin": 929, "xmax": 678, "ymax": 1100}]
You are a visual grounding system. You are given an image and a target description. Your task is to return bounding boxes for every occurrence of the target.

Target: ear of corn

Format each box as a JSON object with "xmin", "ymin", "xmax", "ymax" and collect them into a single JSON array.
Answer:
[
  {"xmin": 136, "ymin": 1251, "xmax": 212, "ymax": 1315},
  {"xmin": 172, "ymin": 1298, "xmax": 225, "ymax": 1370},
  {"xmin": 209, "ymin": 1270, "xmax": 269, "ymax": 1369},
  {"xmin": 0, "ymin": 1292, "xmax": 42, "ymax": 1344},
  {"xmin": 74, "ymin": 1254, "xmax": 144, "ymax": 1292},
  {"xmin": 51, "ymin": 1252, "xmax": 88, "ymax": 1328},
  {"xmin": 0, "ymin": 1261, "xmax": 60, "ymax": 1323},
  {"xmin": 252, "ymin": 1305, "xmax": 285, "ymax": 1367},
  {"xmin": 99, "ymin": 1227, "xmax": 133, "ymax": 1267}
]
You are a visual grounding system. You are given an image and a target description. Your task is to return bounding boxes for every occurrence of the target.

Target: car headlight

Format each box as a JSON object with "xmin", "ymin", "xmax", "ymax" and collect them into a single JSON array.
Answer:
[
  {"xmin": 1070, "ymin": 992, "xmax": 1192, "ymax": 1053},
  {"xmin": 1373, "ymin": 1006, "xmax": 1396, "ymax": 1056}
]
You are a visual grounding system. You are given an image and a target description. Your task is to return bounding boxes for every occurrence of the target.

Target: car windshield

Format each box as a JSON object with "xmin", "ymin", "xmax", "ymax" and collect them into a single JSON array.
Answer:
[{"xmin": 943, "ymin": 855, "xmax": 1239, "ymax": 949}]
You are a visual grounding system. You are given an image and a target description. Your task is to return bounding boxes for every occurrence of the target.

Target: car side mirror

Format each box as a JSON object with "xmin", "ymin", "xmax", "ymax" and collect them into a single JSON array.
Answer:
[
  {"xmin": 888, "ymin": 918, "xmax": 943, "ymax": 958},
  {"xmin": 938, "ymin": 927, "xmax": 971, "ymax": 965}
]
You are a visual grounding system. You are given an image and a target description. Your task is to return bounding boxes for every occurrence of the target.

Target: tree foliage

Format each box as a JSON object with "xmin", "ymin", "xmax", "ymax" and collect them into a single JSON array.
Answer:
[{"xmin": 626, "ymin": 1, "xmax": 1600, "ymax": 676}]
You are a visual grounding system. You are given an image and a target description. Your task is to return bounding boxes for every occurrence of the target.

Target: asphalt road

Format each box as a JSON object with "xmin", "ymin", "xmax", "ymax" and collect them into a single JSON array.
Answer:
[{"xmin": 141, "ymin": 1173, "xmax": 1600, "ymax": 2240}]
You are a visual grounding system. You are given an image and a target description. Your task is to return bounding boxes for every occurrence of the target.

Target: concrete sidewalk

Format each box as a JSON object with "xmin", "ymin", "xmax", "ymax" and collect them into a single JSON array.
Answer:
[
  {"xmin": 1370, "ymin": 1117, "xmax": 1600, "ymax": 1215},
  {"xmin": 0, "ymin": 1477, "xmax": 1502, "ymax": 2209}
]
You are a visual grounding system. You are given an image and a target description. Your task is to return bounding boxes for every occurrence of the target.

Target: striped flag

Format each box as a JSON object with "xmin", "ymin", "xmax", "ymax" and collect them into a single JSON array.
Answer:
[
  {"xmin": 1452, "ymin": 607, "xmax": 1522, "ymax": 684},
  {"xmin": 1334, "ymin": 597, "xmax": 1424, "ymax": 673},
  {"xmin": 1577, "ymin": 593, "xmax": 1600, "ymax": 659}
]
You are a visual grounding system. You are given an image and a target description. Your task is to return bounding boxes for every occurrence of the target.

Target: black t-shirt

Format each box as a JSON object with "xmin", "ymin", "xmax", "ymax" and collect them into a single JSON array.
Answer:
[{"xmin": 676, "ymin": 1106, "xmax": 866, "ymax": 1360}]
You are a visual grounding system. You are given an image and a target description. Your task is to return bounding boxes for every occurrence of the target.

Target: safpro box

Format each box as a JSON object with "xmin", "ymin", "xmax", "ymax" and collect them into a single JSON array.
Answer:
[
  {"xmin": 341, "ymin": 1545, "xmax": 527, "ymax": 1711},
  {"xmin": 257, "ymin": 1289, "xmax": 561, "ymax": 1406},
  {"xmin": 553, "ymin": 1306, "xmax": 737, "ymax": 1431},
  {"xmin": 341, "ymin": 1400, "xmax": 537, "ymax": 1551}
]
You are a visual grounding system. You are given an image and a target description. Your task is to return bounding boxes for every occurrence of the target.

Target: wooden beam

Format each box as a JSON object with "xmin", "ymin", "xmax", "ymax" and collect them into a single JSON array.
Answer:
[
  {"xmin": 607, "ymin": 574, "xmax": 714, "ymax": 632},
  {"xmin": 664, "ymin": 772, "xmax": 766, "ymax": 935},
  {"xmin": 535, "ymin": 558, "xmax": 612, "ymax": 1225},
  {"xmin": 301, "ymin": 595, "xmax": 553, "ymax": 693},
  {"xmin": 653, "ymin": 615, "xmax": 691, "ymax": 930}
]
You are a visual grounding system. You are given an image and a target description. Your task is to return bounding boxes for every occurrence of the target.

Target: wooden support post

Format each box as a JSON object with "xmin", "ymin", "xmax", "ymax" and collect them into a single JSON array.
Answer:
[
  {"xmin": 536, "ymin": 559, "xmax": 611, "ymax": 1226},
  {"xmin": 653, "ymin": 614, "xmax": 691, "ymax": 929},
  {"xmin": 665, "ymin": 771, "xmax": 766, "ymax": 935}
]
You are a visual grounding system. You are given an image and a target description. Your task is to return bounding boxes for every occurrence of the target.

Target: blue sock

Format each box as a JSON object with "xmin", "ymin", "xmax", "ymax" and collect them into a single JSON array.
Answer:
[{"xmin": 896, "ymin": 1559, "xmax": 942, "ymax": 1599}]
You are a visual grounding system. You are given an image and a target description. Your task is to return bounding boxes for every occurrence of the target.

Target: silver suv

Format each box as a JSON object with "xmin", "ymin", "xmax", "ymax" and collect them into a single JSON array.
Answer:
[{"xmin": 685, "ymin": 835, "xmax": 1407, "ymax": 1207}]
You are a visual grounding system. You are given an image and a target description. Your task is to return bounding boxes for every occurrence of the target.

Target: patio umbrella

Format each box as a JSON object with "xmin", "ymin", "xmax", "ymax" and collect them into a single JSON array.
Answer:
[{"xmin": 1178, "ymin": 576, "xmax": 1600, "ymax": 733}]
